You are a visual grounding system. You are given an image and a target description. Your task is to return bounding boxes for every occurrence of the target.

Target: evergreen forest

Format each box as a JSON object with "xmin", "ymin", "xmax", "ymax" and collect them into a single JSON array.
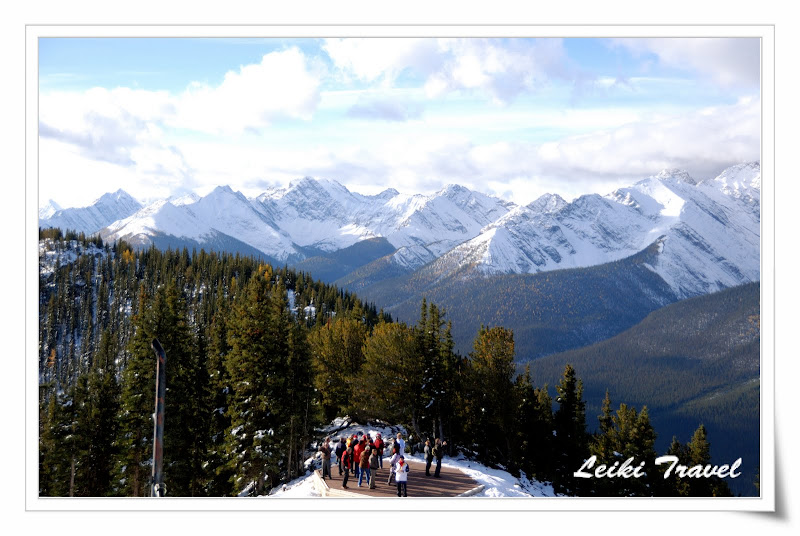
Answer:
[{"xmin": 38, "ymin": 229, "xmax": 738, "ymax": 498}]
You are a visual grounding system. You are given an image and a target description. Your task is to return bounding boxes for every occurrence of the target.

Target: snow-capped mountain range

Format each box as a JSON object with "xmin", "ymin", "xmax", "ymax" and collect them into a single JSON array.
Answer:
[{"xmin": 39, "ymin": 162, "xmax": 761, "ymax": 299}]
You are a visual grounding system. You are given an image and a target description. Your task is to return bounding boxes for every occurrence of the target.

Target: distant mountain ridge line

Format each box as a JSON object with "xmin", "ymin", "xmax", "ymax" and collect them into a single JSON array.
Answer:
[{"xmin": 39, "ymin": 162, "xmax": 760, "ymax": 301}]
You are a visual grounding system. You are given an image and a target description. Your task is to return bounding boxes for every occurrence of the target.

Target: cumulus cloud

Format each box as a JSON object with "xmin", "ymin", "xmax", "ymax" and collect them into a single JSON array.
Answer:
[
  {"xmin": 39, "ymin": 47, "xmax": 326, "ymax": 204},
  {"xmin": 40, "ymin": 47, "xmax": 323, "ymax": 146},
  {"xmin": 171, "ymin": 47, "xmax": 323, "ymax": 134},
  {"xmin": 324, "ymin": 38, "xmax": 575, "ymax": 104},
  {"xmin": 424, "ymin": 38, "xmax": 573, "ymax": 103},
  {"xmin": 39, "ymin": 87, "xmax": 172, "ymax": 166},
  {"xmin": 531, "ymin": 96, "xmax": 760, "ymax": 184},
  {"xmin": 610, "ymin": 38, "xmax": 760, "ymax": 89},
  {"xmin": 267, "ymin": 96, "xmax": 760, "ymax": 203},
  {"xmin": 323, "ymin": 38, "xmax": 442, "ymax": 85}
]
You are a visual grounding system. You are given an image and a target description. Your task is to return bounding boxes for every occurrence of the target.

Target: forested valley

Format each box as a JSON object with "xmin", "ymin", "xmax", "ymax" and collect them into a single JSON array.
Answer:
[{"xmin": 38, "ymin": 229, "xmax": 738, "ymax": 497}]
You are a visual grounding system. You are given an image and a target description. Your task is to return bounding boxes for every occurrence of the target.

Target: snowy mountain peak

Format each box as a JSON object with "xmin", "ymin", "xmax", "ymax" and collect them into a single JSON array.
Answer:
[
  {"xmin": 288, "ymin": 176, "xmax": 322, "ymax": 191},
  {"xmin": 204, "ymin": 185, "xmax": 253, "ymax": 206},
  {"xmin": 439, "ymin": 183, "xmax": 470, "ymax": 196},
  {"xmin": 169, "ymin": 192, "xmax": 201, "ymax": 206},
  {"xmin": 653, "ymin": 169, "xmax": 696, "ymax": 185},
  {"xmin": 211, "ymin": 185, "xmax": 235, "ymax": 195},
  {"xmin": 374, "ymin": 187, "xmax": 400, "ymax": 199},
  {"xmin": 92, "ymin": 188, "xmax": 140, "ymax": 208},
  {"xmin": 40, "ymin": 189, "xmax": 143, "ymax": 236},
  {"xmin": 39, "ymin": 199, "xmax": 63, "ymax": 220},
  {"xmin": 710, "ymin": 161, "xmax": 761, "ymax": 193},
  {"xmin": 527, "ymin": 193, "xmax": 567, "ymax": 214}
]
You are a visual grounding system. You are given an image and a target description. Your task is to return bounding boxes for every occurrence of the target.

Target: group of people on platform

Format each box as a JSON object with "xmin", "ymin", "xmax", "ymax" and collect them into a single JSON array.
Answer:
[{"xmin": 317, "ymin": 431, "xmax": 447, "ymax": 497}]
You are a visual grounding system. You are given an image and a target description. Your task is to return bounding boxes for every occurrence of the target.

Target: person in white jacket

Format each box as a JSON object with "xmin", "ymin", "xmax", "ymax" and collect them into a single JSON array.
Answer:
[
  {"xmin": 386, "ymin": 445, "xmax": 400, "ymax": 485},
  {"xmin": 395, "ymin": 455, "xmax": 410, "ymax": 497},
  {"xmin": 395, "ymin": 432, "xmax": 406, "ymax": 456}
]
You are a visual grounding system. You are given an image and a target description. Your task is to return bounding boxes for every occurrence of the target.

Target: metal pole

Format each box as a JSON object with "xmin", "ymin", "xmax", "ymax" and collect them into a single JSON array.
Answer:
[{"xmin": 151, "ymin": 338, "xmax": 166, "ymax": 497}]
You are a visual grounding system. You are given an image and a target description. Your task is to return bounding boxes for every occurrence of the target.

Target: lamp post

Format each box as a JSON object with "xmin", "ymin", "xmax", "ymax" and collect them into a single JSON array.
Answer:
[{"xmin": 151, "ymin": 339, "xmax": 166, "ymax": 497}]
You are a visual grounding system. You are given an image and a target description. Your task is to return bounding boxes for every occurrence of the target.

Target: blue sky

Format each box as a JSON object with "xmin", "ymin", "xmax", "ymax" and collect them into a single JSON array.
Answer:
[{"xmin": 38, "ymin": 37, "xmax": 761, "ymax": 208}]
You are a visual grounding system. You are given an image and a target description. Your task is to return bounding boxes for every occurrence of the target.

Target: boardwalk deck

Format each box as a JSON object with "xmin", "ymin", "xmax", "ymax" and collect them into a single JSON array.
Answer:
[{"xmin": 315, "ymin": 459, "xmax": 482, "ymax": 498}]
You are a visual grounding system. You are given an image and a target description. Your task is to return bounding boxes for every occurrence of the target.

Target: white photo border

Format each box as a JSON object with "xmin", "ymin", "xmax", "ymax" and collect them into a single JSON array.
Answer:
[{"xmin": 25, "ymin": 23, "xmax": 776, "ymax": 513}]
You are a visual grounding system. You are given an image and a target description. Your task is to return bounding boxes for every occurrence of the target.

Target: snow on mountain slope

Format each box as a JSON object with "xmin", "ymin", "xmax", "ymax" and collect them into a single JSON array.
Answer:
[
  {"xmin": 421, "ymin": 163, "xmax": 760, "ymax": 299},
  {"xmin": 40, "ymin": 189, "xmax": 142, "ymax": 235},
  {"xmin": 102, "ymin": 199, "xmax": 214, "ymax": 243},
  {"xmin": 254, "ymin": 177, "xmax": 379, "ymax": 252},
  {"xmin": 251, "ymin": 177, "xmax": 512, "ymax": 265},
  {"xmin": 39, "ymin": 199, "xmax": 63, "ymax": 220},
  {"xmin": 169, "ymin": 192, "xmax": 201, "ymax": 206},
  {"xmin": 48, "ymin": 162, "xmax": 759, "ymax": 300},
  {"xmin": 186, "ymin": 185, "xmax": 301, "ymax": 261}
]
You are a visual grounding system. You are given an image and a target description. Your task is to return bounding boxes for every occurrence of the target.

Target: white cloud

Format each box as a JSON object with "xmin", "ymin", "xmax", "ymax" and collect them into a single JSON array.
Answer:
[
  {"xmin": 324, "ymin": 38, "xmax": 573, "ymax": 104},
  {"xmin": 39, "ymin": 47, "xmax": 326, "ymax": 205},
  {"xmin": 323, "ymin": 38, "xmax": 441, "ymax": 85},
  {"xmin": 38, "ymin": 40, "xmax": 760, "ymax": 209},
  {"xmin": 40, "ymin": 47, "xmax": 323, "ymax": 148},
  {"xmin": 611, "ymin": 38, "xmax": 760, "ymax": 89},
  {"xmin": 425, "ymin": 38, "xmax": 572, "ymax": 103},
  {"xmin": 280, "ymin": 96, "xmax": 760, "ymax": 204},
  {"xmin": 171, "ymin": 47, "xmax": 323, "ymax": 134}
]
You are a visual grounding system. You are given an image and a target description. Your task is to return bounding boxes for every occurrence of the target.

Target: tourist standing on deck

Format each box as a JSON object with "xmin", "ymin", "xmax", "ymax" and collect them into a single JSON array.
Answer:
[
  {"xmin": 424, "ymin": 439, "xmax": 433, "ymax": 476},
  {"xmin": 396, "ymin": 432, "xmax": 406, "ymax": 456},
  {"xmin": 335, "ymin": 437, "xmax": 346, "ymax": 475},
  {"xmin": 342, "ymin": 443, "xmax": 353, "ymax": 489},
  {"xmin": 319, "ymin": 437, "xmax": 332, "ymax": 480},
  {"xmin": 354, "ymin": 436, "xmax": 366, "ymax": 481},
  {"xmin": 433, "ymin": 438, "xmax": 447, "ymax": 478},
  {"xmin": 374, "ymin": 433, "xmax": 385, "ymax": 468},
  {"xmin": 395, "ymin": 455, "xmax": 410, "ymax": 497},
  {"xmin": 358, "ymin": 445, "xmax": 371, "ymax": 487},
  {"xmin": 369, "ymin": 446, "xmax": 379, "ymax": 489},
  {"xmin": 387, "ymin": 443, "xmax": 400, "ymax": 484}
]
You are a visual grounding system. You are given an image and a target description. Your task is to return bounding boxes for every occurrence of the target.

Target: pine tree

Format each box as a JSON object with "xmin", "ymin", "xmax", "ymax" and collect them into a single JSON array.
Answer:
[
  {"xmin": 223, "ymin": 272, "xmax": 290, "ymax": 495},
  {"xmin": 284, "ymin": 318, "xmax": 318, "ymax": 481},
  {"xmin": 308, "ymin": 316, "xmax": 367, "ymax": 421},
  {"xmin": 114, "ymin": 285, "xmax": 156, "ymax": 496},
  {"xmin": 39, "ymin": 389, "xmax": 77, "ymax": 496},
  {"xmin": 205, "ymin": 300, "xmax": 234, "ymax": 496},
  {"xmin": 158, "ymin": 282, "xmax": 203, "ymax": 497},
  {"xmin": 552, "ymin": 364, "xmax": 589, "ymax": 496},
  {"xmin": 72, "ymin": 329, "xmax": 120, "ymax": 496},
  {"xmin": 356, "ymin": 320, "xmax": 421, "ymax": 424},
  {"xmin": 466, "ymin": 325, "xmax": 516, "ymax": 466}
]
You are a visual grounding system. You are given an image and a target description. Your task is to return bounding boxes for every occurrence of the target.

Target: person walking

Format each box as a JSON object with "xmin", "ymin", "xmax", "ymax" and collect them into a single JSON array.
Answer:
[
  {"xmin": 358, "ymin": 445, "xmax": 371, "ymax": 487},
  {"xmin": 335, "ymin": 437, "xmax": 346, "ymax": 476},
  {"xmin": 374, "ymin": 433, "xmax": 385, "ymax": 469},
  {"xmin": 424, "ymin": 439, "xmax": 433, "ymax": 476},
  {"xmin": 353, "ymin": 436, "xmax": 365, "ymax": 481},
  {"xmin": 395, "ymin": 455, "xmax": 410, "ymax": 497},
  {"xmin": 350, "ymin": 434, "xmax": 358, "ymax": 476},
  {"xmin": 369, "ymin": 446, "xmax": 379, "ymax": 489},
  {"xmin": 433, "ymin": 438, "xmax": 447, "ymax": 478},
  {"xmin": 341, "ymin": 443, "xmax": 353, "ymax": 489},
  {"xmin": 319, "ymin": 436, "xmax": 332, "ymax": 480}
]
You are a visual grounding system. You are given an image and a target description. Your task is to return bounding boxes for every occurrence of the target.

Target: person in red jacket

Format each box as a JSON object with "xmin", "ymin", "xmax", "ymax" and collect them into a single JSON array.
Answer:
[
  {"xmin": 374, "ymin": 433, "xmax": 385, "ymax": 469},
  {"xmin": 353, "ymin": 436, "xmax": 365, "ymax": 481},
  {"xmin": 341, "ymin": 443, "xmax": 353, "ymax": 489}
]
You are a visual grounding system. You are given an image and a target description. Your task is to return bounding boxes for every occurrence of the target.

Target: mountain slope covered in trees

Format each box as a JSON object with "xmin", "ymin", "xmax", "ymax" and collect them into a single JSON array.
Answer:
[
  {"xmin": 352, "ymin": 239, "xmax": 679, "ymax": 360},
  {"xmin": 524, "ymin": 282, "xmax": 760, "ymax": 496}
]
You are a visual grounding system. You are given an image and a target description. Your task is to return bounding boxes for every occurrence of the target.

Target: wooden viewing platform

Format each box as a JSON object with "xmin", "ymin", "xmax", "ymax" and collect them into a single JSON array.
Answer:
[{"xmin": 313, "ymin": 459, "xmax": 484, "ymax": 498}]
